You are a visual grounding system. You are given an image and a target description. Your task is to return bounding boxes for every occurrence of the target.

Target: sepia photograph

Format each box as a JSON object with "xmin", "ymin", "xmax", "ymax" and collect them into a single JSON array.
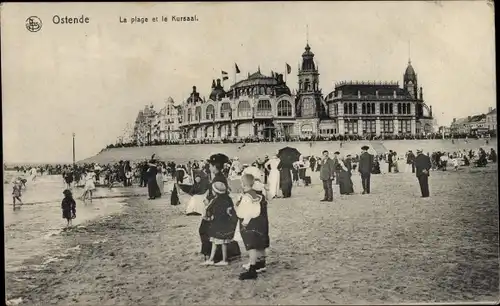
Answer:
[{"xmin": 2, "ymin": 1, "xmax": 498, "ymax": 305}]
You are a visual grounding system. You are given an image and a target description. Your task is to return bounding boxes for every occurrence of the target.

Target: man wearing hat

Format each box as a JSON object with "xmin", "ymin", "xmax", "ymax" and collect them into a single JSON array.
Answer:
[
  {"xmin": 406, "ymin": 150, "xmax": 416, "ymax": 173},
  {"xmin": 319, "ymin": 150, "xmax": 336, "ymax": 202},
  {"xmin": 414, "ymin": 149, "xmax": 432, "ymax": 198},
  {"xmin": 358, "ymin": 145, "xmax": 373, "ymax": 194}
]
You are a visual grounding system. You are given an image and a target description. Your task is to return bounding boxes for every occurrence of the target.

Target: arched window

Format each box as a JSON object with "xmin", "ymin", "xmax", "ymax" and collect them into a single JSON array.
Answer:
[
  {"xmin": 266, "ymin": 87, "xmax": 272, "ymax": 95},
  {"xmin": 205, "ymin": 104, "xmax": 215, "ymax": 120},
  {"xmin": 348, "ymin": 103, "xmax": 353, "ymax": 114},
  {"xmin": 389, "ymin": 103, "xmax": 393, "ymax": 114},
  {"xmin": 362, "ymin": 103, "xmax": 366, "ymax": 114},
  {"xmin": 256, "ymin": 100, "xmax": 272, "ymax": 116},
  {"xmin": 187, "ymin": 109, "xmax": 192, "ymax": 122},
  {"xmin": 220, "ymin": 102, "xmax": 231, "ymax": 119},
  {"xmin": 407, "ymin": 103, "xmax": 411, "ymax": 114},
  {"xmin": 253, "ymin": 87, "xmax": 258, "ymax": 95},
  {"xmin": 398, "ymin": 103, "xmax": 402, "ymax": 114},
  {"xmin": 260, "ymin": 87, "xmax": 265, "ymax": 95},
  {"xmin": 353, "ymin": 103, "xmax": 358, "ymax": 114},
  {"xmin": 344, "ymin": 103, "xmax": 348, "ymax": 114},
  {"xmin": 195, "ymin": 106, "xmax": 202, "ymax": 121},
  {"xmin": 384, "ymin": 103, "xmax": 389, "ymax": 114},
  {"xmin": 237, "ymin": 100, "xmax": 252, "ymax": 117},
  {"xmin": 277, "ymin": 100, "xmax": 293, "ymax": 117},
  {"xmin": 371, "ymin": 103, "xmax": 375, "ymax": 114}
]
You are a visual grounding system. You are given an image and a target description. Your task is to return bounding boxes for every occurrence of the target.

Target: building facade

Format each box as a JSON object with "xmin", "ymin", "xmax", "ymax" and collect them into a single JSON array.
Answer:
[
  {"xmin": 180, "ymin": 72, "xmax": 295, "ymax": 140},
  {"xmin": 450, "ymin": 107, "xmax": 494, "ymax": 136},
  {"xmin": 132, "ymin": 99, "xmax": 183, "ymax": 145},
  {"xmin": 175, "ymin": 43, "xmax": 435, "ymax": 140},
  {"xmin": 486, "ymin": 107, "xmax": 496, "ymax": 133}
]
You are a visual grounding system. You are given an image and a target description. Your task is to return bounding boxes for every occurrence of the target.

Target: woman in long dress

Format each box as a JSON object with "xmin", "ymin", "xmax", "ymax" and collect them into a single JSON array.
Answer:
[
  {"xmin": 337, "ymin": 157, "xmax": 354, "ymax": 195},
  {"xmin": 265, "ymin": 155, "xmax": 280, "ymax": 199},
  {"xmin": 278, "ymin": 159, "xmax": 293, "ymax": 198},
  {"xmin": 147, "ymin": 154, "xmax": 161, "ymax": 200},
  {"xmin": 81, "ymin": 171, "xmax": 96, "ymax": 202}
]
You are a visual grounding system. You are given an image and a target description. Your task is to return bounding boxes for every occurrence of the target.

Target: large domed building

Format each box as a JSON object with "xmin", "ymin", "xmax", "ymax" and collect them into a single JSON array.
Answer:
[
  {"xmin": 180, "ymin": 68, "xmax": 296, "ymax": 139},
  {"xmin": 178, "ymin": 44, "xmax": 434, "ymax": 140}
]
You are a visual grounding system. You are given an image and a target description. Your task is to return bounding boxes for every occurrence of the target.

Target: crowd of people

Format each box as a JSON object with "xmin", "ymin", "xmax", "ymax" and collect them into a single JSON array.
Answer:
[
  {"xmin": 6, "ymin": 141, "xmax": 497, "ymax": 280},
  {"xmin": 103, "ymin": 133, "xmax": 493, "ymax": 151}
]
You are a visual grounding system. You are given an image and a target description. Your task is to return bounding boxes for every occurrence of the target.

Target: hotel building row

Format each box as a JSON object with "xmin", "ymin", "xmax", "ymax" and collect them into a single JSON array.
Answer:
[{"xmin": 133, "ymin": 42, "xmax": 435, "ymax": 143}]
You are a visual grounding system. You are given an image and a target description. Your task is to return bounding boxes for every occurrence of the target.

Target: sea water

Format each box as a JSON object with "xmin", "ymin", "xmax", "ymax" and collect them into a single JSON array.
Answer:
[{"xmin": 3, "ymin": 171, "xmax": 137, "ymax": 273}]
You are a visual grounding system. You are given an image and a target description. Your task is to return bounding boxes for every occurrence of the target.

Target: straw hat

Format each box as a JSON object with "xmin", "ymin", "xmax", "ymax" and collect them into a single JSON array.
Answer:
[{"xmin": 212, "ymin": 181, "xmax": 227, "ymax": 194}]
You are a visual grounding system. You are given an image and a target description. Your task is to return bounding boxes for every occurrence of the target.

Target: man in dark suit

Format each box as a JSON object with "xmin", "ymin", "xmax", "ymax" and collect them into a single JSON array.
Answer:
[
  {"xmin": 319, "ymin": 150, "xmax": 336, "ymax": 202},
  {"xmin": 388, "ymin": 150, "xmax": 394, "ymax": 173},
  {"xmin": 358, "ymin": 145, "xmax": 373, "ymax": 194},
  {"xmin": 414, "ymin": 149, "xmax": 432, "ymax": 198},
  {"xmin": 406, "ymin": 150, "xmax": 416, "ymax": 173}
]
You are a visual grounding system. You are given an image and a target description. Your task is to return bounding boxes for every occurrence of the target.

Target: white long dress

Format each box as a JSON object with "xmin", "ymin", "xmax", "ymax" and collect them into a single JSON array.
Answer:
[
  {"xmin": 84, "ymin": 172, "xmax": 96, "ymax": 191},
  {"xmin": 265, "ymin": 158, "xmax": 280, "ymax": 198}
]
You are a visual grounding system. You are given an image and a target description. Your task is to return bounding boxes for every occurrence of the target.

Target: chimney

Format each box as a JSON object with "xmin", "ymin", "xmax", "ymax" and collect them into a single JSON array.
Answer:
[
  {"xmin": 211, "ymin": 80, "xmax": 216, "ymax": 89},
  {"xmin": 453, "ymin": 118, "xmax": 456, "ymax": 123},
  {"xmin": 488, "ymin": 107, "xmax": 493, "ymax": 113},
  {"xmin": 467, "ymin": 116, "xmax": 471, "ymax": 121},
  {"xmin": 192, "ymin": 86, "xmax": 197, "ymax": 93},
  {"xmin": 216, "ymin": 79, "xmax": 222, "ymax": 87}
]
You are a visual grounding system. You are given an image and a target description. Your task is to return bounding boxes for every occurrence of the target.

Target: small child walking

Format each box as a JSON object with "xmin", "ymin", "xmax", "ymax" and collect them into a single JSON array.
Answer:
[
  {"xmin": 62, "ymin": 189, "xmax": 76, "ymax": 227},
  {"xmin": 235, "ymin": 173, "xmax": 270, "ymax": 280},
  {"xmin": 201, "ymin": 181, "xmax": 237, "ymax": 266},
  {"xmin": 12, "ymin": 179, "xmax": 24, "ymax": 210}
]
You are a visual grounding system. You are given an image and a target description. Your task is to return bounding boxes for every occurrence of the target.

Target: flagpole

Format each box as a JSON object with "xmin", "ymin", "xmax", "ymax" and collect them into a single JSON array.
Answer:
[{"xmin": 284, "ymin": 63, "xmax": 287, "ymax": 84}]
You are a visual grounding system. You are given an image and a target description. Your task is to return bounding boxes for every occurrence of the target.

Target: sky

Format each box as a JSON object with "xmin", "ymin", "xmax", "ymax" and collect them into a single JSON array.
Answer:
[{"xmin": 1, "ymin": 1, "xmax": 495, "ymax": 163}]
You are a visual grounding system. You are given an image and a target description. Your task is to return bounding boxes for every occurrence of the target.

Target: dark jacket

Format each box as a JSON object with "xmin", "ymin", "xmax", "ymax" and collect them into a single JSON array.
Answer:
[
  {"xmin": 205, "ymin": 193, "xmax": 237, "ymax": 240},
  {"xmin": 406, "ymin": 152, "xmax": 416, "ymax": 164},
  {"xmin": 207, "ymin": 171, "xmax": 228, "ymax": 201},
  {"xmin": 358, "ymin": 152, "xmax": 373, "ymax": 174},
  {"xmin": 319, "ymin": 157, "xmax": 336, "ymax": 180},
  {"xmin": 414, "ymin": 153, "xmax": 432, "ymax": 177}
]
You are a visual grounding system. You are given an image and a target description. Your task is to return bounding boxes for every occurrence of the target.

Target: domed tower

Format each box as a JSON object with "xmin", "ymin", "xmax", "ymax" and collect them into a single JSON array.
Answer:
[
  {"xmin": 404, "ymin": 60, "xmax": 418, "ymax": 99},
  {"xmin": 296, "ymin": 43, "xmax": 324, "ymax": 118},
  {"xmin": 209, "ymin": 79, "xmax": 226, "ymax": 101}
]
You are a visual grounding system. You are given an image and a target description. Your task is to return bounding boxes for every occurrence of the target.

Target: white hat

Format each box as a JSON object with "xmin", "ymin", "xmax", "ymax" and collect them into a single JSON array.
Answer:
[{"xmin": 241, "ymin": 166, "xmax": 264, "ymax": 182}]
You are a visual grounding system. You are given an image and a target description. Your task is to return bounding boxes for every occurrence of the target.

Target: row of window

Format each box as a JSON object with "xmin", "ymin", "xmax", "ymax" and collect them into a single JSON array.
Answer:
[
  {"xmin": 332, "ymin": 102, "xmax": 414, "ymax": 115},
  {"xmin": 186, "ymin": 100, "xmax": 294, "ymax": 121},
  {"xmin": 343, "ymin": 120, "xmax": 413, "ymax": 134}
]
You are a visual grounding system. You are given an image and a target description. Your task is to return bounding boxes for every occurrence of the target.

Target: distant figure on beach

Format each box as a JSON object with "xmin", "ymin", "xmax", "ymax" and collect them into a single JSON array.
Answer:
[
  {"xmin": 147, "ymin": 154, "xmax": 162, "ymax": 200},
  {"xmin": 81, "ymin": 171, "xmax": 96, "ymax": 202},
  {"xmin": 61, "ymin": 189, "xmax": 76, "ymax": 227},
  {"xmin": 265, "ymin": 155, "xmax": 280, "ymax": 199},
  {"xmin": 63, "ymin": 169, "xmax": 74, "ymax": 189},
  {"xmin": 29, "ymin": 166, "xmax": 38, "ymax": 181},
  {"xmin": 12, "ymin": 179, "xmax": 24, "ymax": 210},
  {"xmin": 358, "ymin": 146, "xmax": 373, "ymax": 194},
  {"xmin": 319, "ymin": 150, "xmax": 335, "ymax": 202},
  {"xmin": 414, "ymin": 149, "xmax": 432, "ymax": 198}
]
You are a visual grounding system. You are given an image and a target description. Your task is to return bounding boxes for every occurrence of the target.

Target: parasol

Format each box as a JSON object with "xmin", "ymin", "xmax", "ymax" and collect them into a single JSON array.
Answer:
[{"xmin": 277, "ymin": 146, "xmax": 301, "ymax": 168}]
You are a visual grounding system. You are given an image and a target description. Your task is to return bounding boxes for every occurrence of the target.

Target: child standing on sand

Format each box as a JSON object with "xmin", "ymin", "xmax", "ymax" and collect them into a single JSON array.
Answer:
[
  {"xmin": 201, "ymin": 181, "xmax": 237, "ymax": 266},
  {"xmin": 235, "ymin": 173, "xmax": 269, "ymax": 280},
  {"xmin": 61, "ymin": 189, "xmax": 76, "ymax": 227},
  {"xmin": 12, "ymin": 179, "xmax": 24, "ymax": 210}
]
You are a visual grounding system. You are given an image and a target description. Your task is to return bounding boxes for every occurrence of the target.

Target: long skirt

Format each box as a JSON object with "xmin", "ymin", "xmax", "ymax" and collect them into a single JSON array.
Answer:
[
  {"xmin": 279, "ymin": 168, "xmax": 293, "ymax": 198},
  {"xmin": 186, "ymin": 194, "xmax": 206, "ymax": 215},
  {"xmin": 338, "ymin": 171, "xmax": 354, "ymax": 195},
  {"xmin": 156, "ymin": 173, "xmax": 164, "ymax": 194},
  {"xmin": 147, "ymin": 177, "xmax": 161, "ymax": 199},
  {"xmin": 267, "ymin": 169, "xmax": 280, "ymax": 198}
]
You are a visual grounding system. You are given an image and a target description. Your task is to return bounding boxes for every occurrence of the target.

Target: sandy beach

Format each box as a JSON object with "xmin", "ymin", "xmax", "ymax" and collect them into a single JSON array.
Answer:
[{"xmin": 5, "ymin": 165, "xmax": 499, "ymax": 305}]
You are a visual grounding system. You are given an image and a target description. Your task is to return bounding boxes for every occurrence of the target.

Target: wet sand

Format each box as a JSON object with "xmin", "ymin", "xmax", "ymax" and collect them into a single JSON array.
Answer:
[{"xmin": 5, "ymin": 165, "xmax": 499, "ymax": 305}]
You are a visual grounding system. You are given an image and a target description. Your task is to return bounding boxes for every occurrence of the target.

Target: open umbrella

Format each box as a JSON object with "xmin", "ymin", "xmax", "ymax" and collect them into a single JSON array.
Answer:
[
  {"xmin": 209, "ymin": 153, "xmax": 230, "ymax": 166},
  {"xmin": 278, "ymin": 146, "xmax": 301, "ymax": 168}
]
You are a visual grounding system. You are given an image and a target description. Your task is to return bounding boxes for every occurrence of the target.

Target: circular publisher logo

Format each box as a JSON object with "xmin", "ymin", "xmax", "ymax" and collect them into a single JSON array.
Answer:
[{"xmin": 26, "ymin": 16, "xmax": 42, "ymax": 32}]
